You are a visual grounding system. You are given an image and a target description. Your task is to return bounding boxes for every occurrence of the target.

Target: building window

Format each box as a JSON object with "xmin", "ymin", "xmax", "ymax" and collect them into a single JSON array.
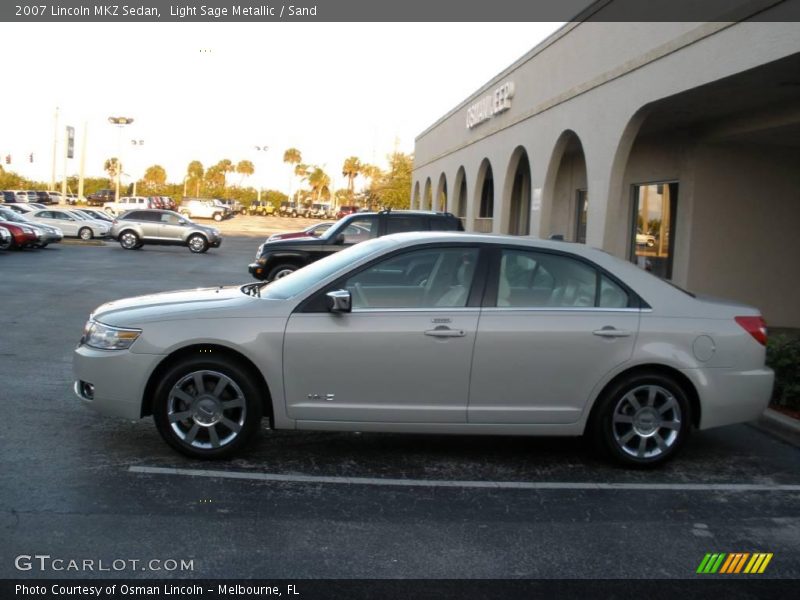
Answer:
[
  {"xmin": 631, "ymin": 182, "xmax": 678, "ymax": 279},
  {"xmin": 575, "ymin": 189, "xmax": 588, "ymax": 244}
]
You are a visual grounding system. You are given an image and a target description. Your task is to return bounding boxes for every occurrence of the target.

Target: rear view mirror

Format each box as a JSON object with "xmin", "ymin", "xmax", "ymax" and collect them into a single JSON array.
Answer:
[
  {"xmin": 334, "ymin": 233, "xmax": 346, "ymax": 245},
  {"xmin": 178, "ymin": 219, "xmax": 186, "ymax": 225},
  {"xmin": 326, "ymin": 289, "xmax": 352, "ymax": 313}
]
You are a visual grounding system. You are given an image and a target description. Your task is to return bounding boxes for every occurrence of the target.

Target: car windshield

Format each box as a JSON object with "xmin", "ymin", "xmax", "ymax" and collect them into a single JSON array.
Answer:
[
  {"xmin": 259, "ymin": 237, "xmax": 397, "ymax": 300},
  {"xmin": 0, "ymin": 209, "xmax": 27, "ymax": 223}
]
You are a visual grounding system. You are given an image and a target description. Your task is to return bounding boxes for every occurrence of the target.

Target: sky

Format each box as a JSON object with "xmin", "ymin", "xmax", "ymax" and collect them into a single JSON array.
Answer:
[{"xmin": 0, "ymin": 22, "xmax": 562, "ymax": 193}]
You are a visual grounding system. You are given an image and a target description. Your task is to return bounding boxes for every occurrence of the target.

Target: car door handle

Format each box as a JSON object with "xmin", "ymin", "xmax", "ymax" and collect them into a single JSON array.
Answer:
[
  {"xmin": 592, "ymin": 327, "xmax": 632, "ymax": 338},
  {"xmin": 424, "ymin": 327, "xmax": 466, "ymax": 338}
]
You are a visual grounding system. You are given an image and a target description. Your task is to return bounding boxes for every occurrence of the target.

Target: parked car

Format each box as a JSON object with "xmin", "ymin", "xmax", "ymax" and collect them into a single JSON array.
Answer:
[
  {"xmin": 221, "ymin": 199, "xmax": 246, "ymax": 215},
  {"xmin": 212, "ymin": 199, "xmax": 233, "ymax": 219},
  {"xmin": 636, "ymin": 232, "xmax": 657, "ymax": 248},
  {"xmin": 29, "ymin": 208, "xmax": 111, "ymax": 240},
  {"xmin": 179, "ymin": 198, "xmax": 226, "ymax": 222},
  {"xmin": 5, "ymin": 190, "xmax": 30, "ymax": 203},
  {"xmin": 248, "ymin": 200, "xmax": 276, "ymax": 216},
  {"xmin": 75, "ymin": 208, "xmax": 114, "ymax": 223},
  {"xmin": 1, "ymin": 203, "xmax": 37, "ymax": 215},
  {"xmin": 111, "ymin": 209, "xmax": 222, "ymax": 253},
  {"xmin": 65, "ymin": 193, "xmax": 80, "ymax": 205},
  {"xmin": 336, "ymin": 205, "xmax": 360, "ymax": 219},
  {"xmin": 103, "ymin": 196, "xmax": 155, "ymax": 216},
  {"xmin": 74, "ymin": 231, "xmax": 774, "ymax": 465},
  {"xmin": 47, "ymin": 191, "xmax": 64, "ymax": 204},
  {"xmin": 0, "ymin": 219, "xmax": 39, "ymax": 248},
  {"xmin": 34, "ymin": 191, "xmax": 53, "ymax": 205},
  {"xmin": 278, "ymin": 201, "xmax": 300, "ymax": 218},
  {"xmin": 249, "ymin": 210, "xmax": 464, "ymax": 281},
  {"xmin": 0, "ymin": 207, "xmax": 63, "ymax": 247},
  {"xmin": 86, "ymin": 189, "xmax": 116, "ymax": 207},
  {"xmin": 268, "ymin": 222, "xmax": 335, "ymax": 241},
  {"xmin": 304, "ymin": 203, "xmax": 334, "ymax": 219},
  {"xmin": 0, "ymin": 225, "xmax": 11, "ymax": 250},
  {"xmin": 1, "ymin": 190, "xmax": 20, "ymax": 204}
]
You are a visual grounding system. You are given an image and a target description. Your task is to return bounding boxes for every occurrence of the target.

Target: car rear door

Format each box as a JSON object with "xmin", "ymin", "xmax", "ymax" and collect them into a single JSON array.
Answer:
[{"xmin": 467, "ymin": 247, "xmax": 641, "ymax": 425}]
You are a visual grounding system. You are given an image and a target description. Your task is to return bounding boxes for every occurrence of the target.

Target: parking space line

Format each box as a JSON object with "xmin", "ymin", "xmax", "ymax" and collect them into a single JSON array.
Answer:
[{"xmin": 128, "ymin": 466, "xmax": 800, "ymax": 491}]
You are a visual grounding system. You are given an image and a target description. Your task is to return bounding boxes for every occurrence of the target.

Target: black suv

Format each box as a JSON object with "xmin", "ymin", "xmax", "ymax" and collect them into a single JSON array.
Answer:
[{"xmin": 248, "ymin": 210, "xmax": 464, "ymax": 281}]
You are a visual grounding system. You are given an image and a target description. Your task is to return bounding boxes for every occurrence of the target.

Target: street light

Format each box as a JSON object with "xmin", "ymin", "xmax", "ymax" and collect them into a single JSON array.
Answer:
[
  {"xmin": 108, "ymin": 116, "xmax": 134, "ymax": 200},
  {"xmin": 254, "ymin": 145, "xmax": 268, "ymax": 202},
  {"xmin": 130, "ymin": 139, "xmax": 144, "ymax": 195}
]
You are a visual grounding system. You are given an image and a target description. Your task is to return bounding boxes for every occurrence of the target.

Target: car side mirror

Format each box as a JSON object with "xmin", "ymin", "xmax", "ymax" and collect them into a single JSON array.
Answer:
[
  {"xmin": 178, "ymin": 219, "xmax": 186, "ymax": 225},
  {"xmin": 334, "ymin": 233, "xmax": 346, "ymax": 245},
  {"xmin": 326, "ymin": 289, "xmax": 352, "ymax": 313}
]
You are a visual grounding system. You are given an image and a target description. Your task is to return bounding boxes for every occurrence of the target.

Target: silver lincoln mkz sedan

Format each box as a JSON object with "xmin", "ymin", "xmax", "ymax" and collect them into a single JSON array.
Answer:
[{"xmin": 73, "ymin": 233, "xmax": 774, "ymax": 466}]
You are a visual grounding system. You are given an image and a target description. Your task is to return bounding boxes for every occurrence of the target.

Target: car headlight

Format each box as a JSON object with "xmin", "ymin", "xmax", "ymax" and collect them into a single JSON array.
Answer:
[{"xmin": 82, "ymin": 320, "xmax": 142, "ymax": 350}]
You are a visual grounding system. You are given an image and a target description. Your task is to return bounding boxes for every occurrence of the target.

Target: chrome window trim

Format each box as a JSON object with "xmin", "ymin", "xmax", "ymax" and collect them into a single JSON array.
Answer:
[
  {"xmin": 481, "ymin": 307, "xmax": 646, "ymax": 313},
  {"xmin": 351, "ymin": 307, "xmax": 480, "ymax": 314}
]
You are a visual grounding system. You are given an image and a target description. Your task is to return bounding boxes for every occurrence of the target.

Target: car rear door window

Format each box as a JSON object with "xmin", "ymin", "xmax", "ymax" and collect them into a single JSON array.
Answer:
[
  {"xmin": 497, "ymin": 249, "xmax": 598, "ymax": 308},
  {"xmin": 342, "ymin": 217, "xmax": 378, "ymax": 243}
]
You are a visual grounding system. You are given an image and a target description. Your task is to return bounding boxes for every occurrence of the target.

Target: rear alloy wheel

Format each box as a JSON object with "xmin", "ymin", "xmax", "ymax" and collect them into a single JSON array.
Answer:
[
  {"xmin": 0, "ymin": 237, "xmax": 11, "ymax": 251},
  {"xmin": 592, "ymin": 372, "xmax": 691, "ymax": 467},
  {"xmin": 152, "ymin": 356, "xmax": 263, "ymax": 459},
  {"xmin": 187, "ymin": 234, "xmax": 209, "ymax": 253},
  {"xmin": 119, "ymin": 231, "xmax": 140, "ymax": 250},
  {"xmin": 267, "ymin": 264, "xmax": 297, "ymax": 281},
  {"xmin": 213, "ymin": 213, "xmax": 223, "ymax": 222},
  {"xmin": 78, "ymin": 227, "xmax": 93, "ymax": 241}
]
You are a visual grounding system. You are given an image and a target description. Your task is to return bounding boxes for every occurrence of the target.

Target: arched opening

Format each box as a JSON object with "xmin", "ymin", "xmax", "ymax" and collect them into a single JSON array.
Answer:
[
  {"xmin": 541, "ymin": 130, "xmax": 587, "ymax": 242},
  {"xmin": 435, "ymin": 173, "xmax": 447, "ymax": 213},
  {"xmin": 412, "ymin": 181, "xmax": 420, "ymax": 210},
  {"xmin": 474, "ymin": 159, "xmax": 494, "ymax": 233},
  {"xmin": 453, "ymin": 167, "xmax": 467, "ymax": 229},
  {"xmin": 423, "ymin": 178, "xmax": 432, "ymax": 211},
  {"xmin": 503, "ymin": 146, "xmax": 532, "ymax": 235}
]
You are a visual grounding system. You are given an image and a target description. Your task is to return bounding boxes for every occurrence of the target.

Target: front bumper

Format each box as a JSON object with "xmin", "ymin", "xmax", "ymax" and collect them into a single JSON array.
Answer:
[
  {"xmin": 248, "ymin": 262, "xmax": 267, "ymax": 280},
  {"xmin": 210, "ymin": 237, "xmax": 222, "ymax": 248},
  {"xmin": 73, "ymin": 344, "xmax": 164, "ymax": 420}
]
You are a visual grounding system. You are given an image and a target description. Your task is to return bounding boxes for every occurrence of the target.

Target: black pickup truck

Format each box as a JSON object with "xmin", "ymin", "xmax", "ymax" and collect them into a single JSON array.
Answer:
[
  {"xmin": 86, "ymin": 189, "xmax": 115, "ymax": 206},
  {"xmin": 248, "ymin": 210, "xmax": 463, "ymax": 281}
]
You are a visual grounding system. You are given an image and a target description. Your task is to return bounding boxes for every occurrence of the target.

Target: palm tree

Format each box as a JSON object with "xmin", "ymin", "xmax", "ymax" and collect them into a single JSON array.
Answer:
[
  {"xmin": 216, "ymin": 159, "xmax": 234, "ymax": 193},
  {"xmin": 186, "ymin": 160, "xmax": 204, "ymax": 196},
  {"xmin": 143, "ymin": 165, "xmax": 167, "ymax": 192},
  {"xmin": 342, "ymin": 156, "xmax": 362, "ymax": 198},
  {"xmin": 307, "ymin": 166, "xmax": 331, "ymax": 202},
  {"xmin": 235, "ymin": 160, "xmax": 255, "ymax": 187},
  {"xmin": 283, "ymin": 148, "xmax": 302, "ymax": 201},
  {"xmin": 104, "ymin": 157, "xmax": 121, "ymax": 183}
]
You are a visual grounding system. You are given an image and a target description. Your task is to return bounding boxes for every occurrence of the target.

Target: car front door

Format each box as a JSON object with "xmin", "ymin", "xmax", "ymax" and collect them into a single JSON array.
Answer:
[
  {"xmin": 468, "ymin": 248, "xmax": 641, "ymax": 425},
  {"xmin": 283, "ymin": 245, "xmax": 484, "ymax": 423}
]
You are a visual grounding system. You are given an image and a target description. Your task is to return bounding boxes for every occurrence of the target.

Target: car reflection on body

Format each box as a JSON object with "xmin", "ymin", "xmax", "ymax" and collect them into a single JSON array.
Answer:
[{"xmin": 73, "ymin": 232, "xmax": 773, "ymax": 467}]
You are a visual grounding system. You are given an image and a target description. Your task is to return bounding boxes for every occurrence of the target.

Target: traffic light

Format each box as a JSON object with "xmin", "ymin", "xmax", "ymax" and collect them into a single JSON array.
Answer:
[{"xmin": 4, "ymin": 155, "xmax": 9, "ymax": 165}]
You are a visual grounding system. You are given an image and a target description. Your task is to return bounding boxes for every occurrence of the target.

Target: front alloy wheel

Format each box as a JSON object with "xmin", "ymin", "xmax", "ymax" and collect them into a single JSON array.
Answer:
[
  {"xmin": 592, "ymin": 373, "xmax": 690, "ymax": 467},
  {"xmin": 153, "ymin": 358, "xmax": 262, "ymax": 458},
  {"xmin": 78, "ymin": 227, "xmax": 93, "ymax": 241},
  {"xmin": 187, "ymin": 234, "xmax": 208, "ymax": 253}
]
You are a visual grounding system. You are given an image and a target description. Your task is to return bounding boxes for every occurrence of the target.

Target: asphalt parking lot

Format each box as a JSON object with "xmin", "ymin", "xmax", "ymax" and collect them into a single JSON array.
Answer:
[{"xmin": 1, "ymin": 235, "xmax": 799, "ymax": 580}]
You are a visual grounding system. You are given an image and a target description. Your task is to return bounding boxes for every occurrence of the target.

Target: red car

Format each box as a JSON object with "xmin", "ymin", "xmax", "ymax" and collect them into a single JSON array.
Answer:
[
  {"xmin": 0, "ymin": 220, "xmax": 39, "ymax": 248},
  {"xmin": 336, "ymin": 205, "xmax": 360, "ymax": 219}
]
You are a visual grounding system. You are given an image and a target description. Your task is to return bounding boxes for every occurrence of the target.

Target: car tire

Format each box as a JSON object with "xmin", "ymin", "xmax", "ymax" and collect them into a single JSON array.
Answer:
[
  {"xmin": 187, "ymin": 234, "xmax": 209, "ymax": 254},
  {"xmin": 152, "ymin": 355, "xmax": 263, "ymax": 459},
  {"xmin": 590, "ymin": 371, "xmax": 691, "ymax": 468},
  {"xmin": 119, "ymin": 230, "xmax": 140, "ymax": 250},
  {"xmin": 0, "ymin": 237, "xmax": 12, "ymax": 251},
  {"xmin": 213, "ymin": 213, "xmax": 223, "ymax": 222},
  {"xmin": 267, "ymin": 263, "xmax": 298, "ymax": 281},
  {"xmin": 78, "ymin": 227, "xmax": 93, "ymax": 241}
]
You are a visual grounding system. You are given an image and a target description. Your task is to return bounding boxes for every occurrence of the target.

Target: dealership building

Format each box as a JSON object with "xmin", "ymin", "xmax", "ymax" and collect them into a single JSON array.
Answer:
[{"xmin": 412, "ymin": 2, "xmax": 800, "ymax": 327}]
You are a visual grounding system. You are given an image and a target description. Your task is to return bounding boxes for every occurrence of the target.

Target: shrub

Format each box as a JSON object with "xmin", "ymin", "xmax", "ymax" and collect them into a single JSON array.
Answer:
[{"xmin": 766, "ymin": 334, "xmax": 800, "ymax": 411}]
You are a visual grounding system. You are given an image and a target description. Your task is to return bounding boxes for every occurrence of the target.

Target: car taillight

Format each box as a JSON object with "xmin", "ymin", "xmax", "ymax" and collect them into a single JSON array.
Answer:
[{"xmin": 735, "ymin": 316, "xmax": 767, "ymax": 346}]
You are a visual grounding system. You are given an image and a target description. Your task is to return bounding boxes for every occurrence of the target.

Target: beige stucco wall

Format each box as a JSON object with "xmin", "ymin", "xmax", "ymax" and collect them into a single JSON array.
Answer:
[{"xmin": 687, "ymin": 143, "xmax": 800, "ymax": 327}]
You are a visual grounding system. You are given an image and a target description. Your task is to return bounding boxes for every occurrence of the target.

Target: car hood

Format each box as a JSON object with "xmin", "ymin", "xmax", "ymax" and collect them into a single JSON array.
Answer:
[{"xmin": 92, "ymin": 285, "xmax": 287, "ymax": 326}]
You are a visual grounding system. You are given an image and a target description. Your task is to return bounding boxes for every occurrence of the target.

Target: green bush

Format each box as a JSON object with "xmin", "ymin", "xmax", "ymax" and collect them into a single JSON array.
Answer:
[{"xmin": 766, "ymin": 334, "xmax": 800, "ymax": 410}]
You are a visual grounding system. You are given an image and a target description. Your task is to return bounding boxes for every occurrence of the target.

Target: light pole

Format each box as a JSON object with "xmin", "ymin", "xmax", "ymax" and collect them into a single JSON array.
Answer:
[
  {"xmin": 254, "ymin": 145, "xmax": 268, "ymax": 203},
  {"xmin": 108, "ymin": 116, "xmax": 134, "ymax": 200},
  {"xmin": 130, "ymin": 139, "xmax": 144, "ymax": 195}
]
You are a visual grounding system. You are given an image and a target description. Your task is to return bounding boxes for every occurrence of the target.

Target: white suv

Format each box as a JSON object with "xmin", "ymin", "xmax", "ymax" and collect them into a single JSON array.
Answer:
[
  {"xmin": 103, "ymin": 196, "xmax": 154, "ymax": 216},
  {"xmin": 179, "ymin": 198, "xmax": 226, "ymax": 222}
]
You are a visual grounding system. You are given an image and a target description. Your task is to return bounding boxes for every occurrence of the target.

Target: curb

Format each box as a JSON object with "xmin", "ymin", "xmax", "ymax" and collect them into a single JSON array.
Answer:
[
  {"xmin": 750, "ymin": 408, "xmax": 800, "ymax": 448},
  {"xmin": 60, "ymin": 239, "xmax": 107, "ymax": 246}
]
